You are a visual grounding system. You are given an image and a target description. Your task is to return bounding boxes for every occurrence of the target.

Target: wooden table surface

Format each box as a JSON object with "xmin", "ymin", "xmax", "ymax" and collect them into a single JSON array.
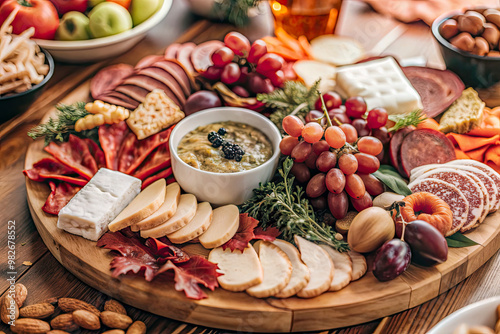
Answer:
[{"xmin": 1, "ymin": 1, "xmax": 499, "ymax": 333}]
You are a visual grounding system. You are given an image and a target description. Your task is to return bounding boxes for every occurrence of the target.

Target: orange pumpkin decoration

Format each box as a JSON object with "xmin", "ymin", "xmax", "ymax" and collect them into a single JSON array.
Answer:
[{"xmin": 400, "ymin": 192, "xmax": 453, "ymax": 236}]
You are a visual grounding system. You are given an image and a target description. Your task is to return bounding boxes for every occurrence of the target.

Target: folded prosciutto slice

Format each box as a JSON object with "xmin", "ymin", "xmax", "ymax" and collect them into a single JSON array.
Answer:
[{"xmin": 23, "ymin": 158, "xmax": 88, "ymax": 186}]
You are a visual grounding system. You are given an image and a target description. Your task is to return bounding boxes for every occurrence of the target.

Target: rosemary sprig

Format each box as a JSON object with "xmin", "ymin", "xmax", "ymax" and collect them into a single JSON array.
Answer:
[
  {"xmin": 240, "ymin": 157, "xmax": 350, "ymax": 252},
  {"xmin": 257, "ymin": 80, "xmax": 320, "ymax": 130},
  {"xmin": 28, "ymin": 102, "xmax": 98, "ymax": 145},
  {"xmin": 388, "ymin": 109, "xmax": 427, "ymax": 132}
]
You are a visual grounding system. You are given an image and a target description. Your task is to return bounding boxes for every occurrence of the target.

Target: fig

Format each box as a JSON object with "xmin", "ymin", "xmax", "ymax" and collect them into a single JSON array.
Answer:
[
  {"xmin": 397, "ymin": 220, "xmax": 448, "ymax": 266},
  {"xmin": 373, "ymin": 239, "xmax": 411, "ymax": 282}
]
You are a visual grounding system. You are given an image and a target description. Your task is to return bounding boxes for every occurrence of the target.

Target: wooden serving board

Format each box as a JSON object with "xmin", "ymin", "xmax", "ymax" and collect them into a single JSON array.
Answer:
[{"xmin": 25, "ymin": 130, "xmax": 500, "ymax": 332}]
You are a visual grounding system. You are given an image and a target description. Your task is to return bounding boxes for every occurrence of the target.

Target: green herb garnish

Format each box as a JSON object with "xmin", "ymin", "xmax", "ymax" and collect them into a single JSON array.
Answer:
[
  {"xmin": 211, "ymin": 0, "xmax": 261, "ymax": 27},
  {"xmin": 446, "ymin": 232, "xmax": 479, "ymax": 248},
  {"xmin": 240, "ymin": 157, "xmax": 349, "ymax": 252},
  {"xmin": 388, "ymin": 109, "xmax": 427, "ymax": 132},
  {"xmin": 257, "ymin": 80, "xmax": 320, "ymax": 130},
  {"xmin": 28, "ymin": 102, "xmax": 98, "ymax": 145},
  {"xmin": 372, "ymin": 165, "xmax": 412, "ymax": 196}
]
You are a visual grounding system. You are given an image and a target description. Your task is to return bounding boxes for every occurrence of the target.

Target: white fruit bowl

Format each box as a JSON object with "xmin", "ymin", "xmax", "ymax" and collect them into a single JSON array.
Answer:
[
  {"xmin": 34, "ymin": 0, "xmax": 172, "ymax": 63},
  {"xmin": 169, "ymin": 107, "xmax": 282, "ymax": 206}
]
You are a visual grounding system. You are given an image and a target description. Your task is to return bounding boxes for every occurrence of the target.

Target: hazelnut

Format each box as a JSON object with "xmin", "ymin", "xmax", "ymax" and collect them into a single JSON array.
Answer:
[
  {"xmin": 458, "ymin": 12, "xmax": 486, "ymax": 35},
  {"xmin": 484, "ymin": 9, "xmax": 500, "ymax": 29},
  {"xmin": 482, "ymin": 23, "xmax": 500, "ymax": 49},
  {"xmin": 450, "ymin": 32, "xmax": 475, "ymax": 52},
  {"xmin": 440, "ymin": 19, "xmax": 459, "ymax": 39},
  {"xmin": 472, "ymin": 37, "xmax": 490, "ymax": 56}
]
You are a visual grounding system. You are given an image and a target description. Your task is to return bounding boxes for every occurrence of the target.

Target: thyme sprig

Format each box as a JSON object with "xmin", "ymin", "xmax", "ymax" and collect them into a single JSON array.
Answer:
[
  {"xmin": 388, "ymin": 109, "xmax": 427, "ymax": 132},
  {"xmin": 240, "ymin": 157, "xmax": 350, "ymax": 252}
]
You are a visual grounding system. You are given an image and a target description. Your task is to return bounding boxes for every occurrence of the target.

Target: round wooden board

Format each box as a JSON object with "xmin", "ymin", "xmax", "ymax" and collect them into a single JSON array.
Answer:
[{"xmin": 25, "ymin": 139, "xmax": 500, "ymax": 333}]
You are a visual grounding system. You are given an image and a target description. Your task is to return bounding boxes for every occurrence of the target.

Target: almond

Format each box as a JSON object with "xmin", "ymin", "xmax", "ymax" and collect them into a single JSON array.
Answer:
[
  {"xmin": 19, "ymin": 303, "xmax": 55, "ymax": 319},
  {"xmin": 1, "ymin": 294, "xmax": 19, "ymax": 324},
  {"xmin": 58, "ymin": 298, "xmax": 100, "ymax": 316},
  {"xmin": 10, "ymin": 318, "xmax": 50, "ymax": 334},
  {"xmin": 100, "ymin": 311, "xmax": 133, "ymax": 329},
  {"xmin": 50, "ymin": 313, "xmax": 79, "ymax": 332},
  {"xmin": 104, "ymin": 299, "xmax": 127, "ymax": 315},
  {"xmin": 47, "ymin": 331, "xmax": 70, "ymax": 334},
  {"xmin": 126, "ymin": 320, "xmax": 147, "ymax": 334},
  {"xmin": 40, "ymin": 297, "xmax": 58, "ymax": 305},
  {"xmin": 14, "ymin": 284, "xmax": 28, "ymax": 308},
  {"xmin": 72, "ymin": 309, "xmax": 101, "ymax": 330},
  {"xmin": 102, "ymin": 330, "xmax": 125, "ymax": 334}
]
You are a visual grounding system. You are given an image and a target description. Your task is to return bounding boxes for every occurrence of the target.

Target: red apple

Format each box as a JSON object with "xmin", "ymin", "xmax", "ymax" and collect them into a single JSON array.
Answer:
[{"xmin": 49, "ymin": 0, "xmax": 87, "ymax": 15}]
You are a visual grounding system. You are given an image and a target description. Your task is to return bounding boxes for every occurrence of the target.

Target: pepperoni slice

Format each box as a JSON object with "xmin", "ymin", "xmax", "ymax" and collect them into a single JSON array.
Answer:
[{"xmin": 42, "ymin": 182, "xmax": 82, "ymax": 215}]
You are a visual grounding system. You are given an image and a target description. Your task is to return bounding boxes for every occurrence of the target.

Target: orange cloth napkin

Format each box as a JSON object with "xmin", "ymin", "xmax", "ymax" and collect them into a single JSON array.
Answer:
[
  {"xmin": 446, "ymin": 107, "xmax": 500, "ymax": 173},
  {"xmin": 363, "ymin": 0, "xmax": 499, "ymax": 26}
]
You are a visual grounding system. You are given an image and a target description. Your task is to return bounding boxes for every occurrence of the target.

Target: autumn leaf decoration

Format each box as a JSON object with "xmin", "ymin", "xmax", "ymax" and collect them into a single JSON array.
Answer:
[
  {"xmin": 97, "ymin": 232, "xmax": 221, "ymax": 300},
  {"xmin": 222, "ymin": 213, "xmax": 281, "ymax": 252}
]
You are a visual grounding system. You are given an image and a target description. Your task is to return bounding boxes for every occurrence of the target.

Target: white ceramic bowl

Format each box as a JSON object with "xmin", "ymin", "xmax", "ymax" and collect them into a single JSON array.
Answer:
[
  {"xmin": 169, "ymin": 107, "xmax": 282, "ymax": 206},
  {"xmin": 34, "ymin": 0, "xmax": 172, "ymax": 63},
  {"xmin": 427, "ymin": 296, "xmax": 500, "ymax": 333}
]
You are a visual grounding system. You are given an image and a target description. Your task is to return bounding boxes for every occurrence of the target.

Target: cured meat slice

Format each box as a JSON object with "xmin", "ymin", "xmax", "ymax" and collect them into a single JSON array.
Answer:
[
  {"xmin": 122, "ymin": 75, "xmax": 183, "ymax": 107},
  {"xmin": 176, "ymin": 42, "xmax": 196, "ymax": 74},
  {"xmin": 23, "ymin": 158, "xmax": 87, "ymax": 186},
  {"xmin": 399, "ymin": 129, "xmax": 456, "ymax": 178},
  {"xmin": 446, "ymin": 160, "xmax": 500, "ymax": 212},
  {"xmin": 389, "ymin": 126, "xmax": 414, "ymax": 175},
  {"xmin": 133, "ymin": 142, "xmax": 171, "ymax": 181},
  {"xmin": 152, "ymin": 60, "xmax": 192, "ymax": 97},
  {"xmin": 135, "ymin": 55, "xmax": 164, "ymax": 70},
  {"xmin": 165, "ymin": 43, "xmax": 181, "ymax": 59},
  {"xmin": 103, "ymin": 91, "xmax": 141, "ymax": 109},
  {"xmin": 408, "ymin": 178, "xmax": 469, "ymax": 236},
  {"xmin": 84, "ymin": 138, "xmax": 106, "ymax": 169},
  {"xmin": 99, "ymin": 94, "xmax": 138, "ymax": 110},
  {"xmin": 141, "ymin": 168, "xmax": 173, "ymax": 190},
  {"xmin": 90, "ymin": 63, "xmax": 135, "ymax": 99},
  {"xmin": 98, "ymin": 121, "xmax": 130, "ymax": 170},
  {"xmin": 413, "ymin": 168, "xmax": 484, "ymax": 231},
  {"xmin": 191, "ymin": 40, "xmax": 225, "ymax": 73},
  {"xmin": 116, "ymin": 85, "xmax": 149, "ymax": 103},
  {"xmin": 44, "ymin": 135, "xmax": 98, "ymax": 180},
  {"xmin": 137, "ymin": 67, "xmax": 186, "ymax": 102},
  {"xmin": 42, "ymin": 182, "xmax": 82, "ymax": 215}
]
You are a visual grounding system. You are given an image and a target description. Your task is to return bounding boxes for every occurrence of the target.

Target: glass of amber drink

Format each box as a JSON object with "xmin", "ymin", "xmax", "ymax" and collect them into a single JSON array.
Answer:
[{"xmin": 270, "ymin": 0, "xmax": 343, "ymax": 40}]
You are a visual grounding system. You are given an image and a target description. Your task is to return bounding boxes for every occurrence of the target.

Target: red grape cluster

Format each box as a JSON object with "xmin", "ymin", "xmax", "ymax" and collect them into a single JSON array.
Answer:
[
  {"xmin": 203, "ymin": 32, "xmax": 286, "ymax": 97},
  {"xmin": 280, "ymin": 93, "xmax": 390, "ymax": 220}
]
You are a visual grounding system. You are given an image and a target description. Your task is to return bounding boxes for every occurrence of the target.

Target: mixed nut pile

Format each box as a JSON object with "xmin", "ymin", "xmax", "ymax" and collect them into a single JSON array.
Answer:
[{"xmin": 0, "ymin": 284, "xmax": 146, "ymax": 334}]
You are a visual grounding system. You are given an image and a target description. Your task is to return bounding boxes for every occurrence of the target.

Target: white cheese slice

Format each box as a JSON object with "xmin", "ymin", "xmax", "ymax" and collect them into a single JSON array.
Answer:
[
  {"xmin": 131, "ymin": 182, "xmax": 181, "ymax": 232},
  {"xmin": 272, "ymin": 239, "xmax": 310, "ymax": 298},
  {"xmin": 295, "ymin": 235, "xmax": 334, "ymax": 298},
  {"xmin": 140, "ymin": 194, "xmax": 197, "ymax": 238},
  {"xmin": 348, "ymin": 250, "xmax": 367, "ymax": 281},
  {"xmin": 57, "ymin": 168, "xmax": 141, "ymax": 241},
  {"xmin": 198, "ymin": 204, "xmax": 239, "ymax": 249},
  {"xmin": 167, "ymin": 201, "xmax": 213, "ymax": 244},
  {"xmin": 336, "ymin": 57, "xmax": 423, "ymax": 115},
  {"xmin": 320, "ymin": 245, "xmax": 353, "ymax": 291},
  {"xmin": 108, "ymin": 179, "xmax": 166, "ymax": 232},
  {"xmin": 246, "ymin": 241, "xmax": 292, "ymax": 298},
  {"xmin": 208, "ymin": 245, "xmax": 263, "ymax": 292}
]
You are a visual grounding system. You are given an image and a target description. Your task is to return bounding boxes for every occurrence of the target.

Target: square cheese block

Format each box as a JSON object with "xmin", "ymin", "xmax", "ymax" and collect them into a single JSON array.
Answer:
[
  {"xmin": 336, "ymin": 57, "xmax": 423, "ymax": 115},
  {"xmin": 57, "ymin": 168, "xmax": 141, "ymax": 241}
]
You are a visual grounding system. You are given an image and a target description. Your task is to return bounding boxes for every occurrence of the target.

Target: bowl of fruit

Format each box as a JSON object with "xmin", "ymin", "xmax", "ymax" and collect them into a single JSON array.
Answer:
[{"xmin": 0, "ymin": 0, "xmax": 172, "ymax": 63}]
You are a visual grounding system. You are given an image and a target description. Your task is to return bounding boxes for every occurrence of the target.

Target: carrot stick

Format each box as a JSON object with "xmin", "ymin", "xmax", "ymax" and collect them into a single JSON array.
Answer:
[
  {"xmin": 298, "ymin": 35, "xmax": 313, "ymax": 59},
  {"xmin": 274, "ymin": 27, "xmax": 305, "ymax": 57},
  {"xmin": 266, "ymin": 45, "xmax": 302, "ymax": 61},
  {"xmin": 261, "ymin": 36, "xmax": 285, "ymax": 48}
]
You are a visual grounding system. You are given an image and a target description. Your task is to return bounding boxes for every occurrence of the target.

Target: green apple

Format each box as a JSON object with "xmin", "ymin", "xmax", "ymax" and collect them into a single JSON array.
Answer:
[
  {"xmin": 88, "ymin": 0, "xmax": 106, "ymax": 7},
  {"xmin": 130, "ymin": 0, "xmax": 161, "ymax": 26},
  {"xmin": 88, "ymin": 2, "xmax": 133, "ymax": 38},
  {"xmin": 55, "ymin": 11, "xmax": 91, "ymax": 41}
]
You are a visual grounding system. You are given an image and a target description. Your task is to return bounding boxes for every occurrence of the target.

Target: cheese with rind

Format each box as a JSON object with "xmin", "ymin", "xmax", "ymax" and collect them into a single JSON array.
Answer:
[
  {"xmin": 167, "ymin": 202, "xmax": 213, "ymax": 244},
  {"xmin": 57, "ymin": 168, "xmax": 141, "ymax": 241},
  {"xmin": 108, "ymin": 179, "xmax": 166, "ymax": 232}
]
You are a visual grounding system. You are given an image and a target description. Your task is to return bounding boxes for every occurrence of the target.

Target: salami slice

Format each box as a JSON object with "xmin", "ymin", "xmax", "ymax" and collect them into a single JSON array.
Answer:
[
  {"xmin": 408, "ymin": 178, "xmax": 469, "ymax": 236},
  {"xmin": 137, "ymin": 67, "xmax": 186, "ymax": 102},
  {"xmin": 446, "ymin": 160, "xmax": 500, "ymax": 212},
  {"xmin": 413, "ymin": 168, "xmax": 483, "ymax": 232},
  {"xmin": 153, "ymin": 60, "xmax": 193, "ymax": 96},
  {"xmin": 90, "ymin": 64, "xmax": 135, "ymax": 100},
  {"xmin": 122, "ymin": 75, "xmax": 183, "ymax": 107}
]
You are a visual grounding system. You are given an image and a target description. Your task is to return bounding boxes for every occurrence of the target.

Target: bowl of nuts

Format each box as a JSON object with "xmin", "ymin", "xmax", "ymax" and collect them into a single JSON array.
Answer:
[{"xmin": 432, "ymin": 7, "xmax": 500, "ymax": 88}]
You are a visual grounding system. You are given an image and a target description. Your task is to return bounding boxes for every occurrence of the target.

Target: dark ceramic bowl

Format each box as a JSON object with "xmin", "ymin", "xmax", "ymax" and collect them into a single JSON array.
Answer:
[
  {"xmin": 432, "ymin": 9, "xmax": 500, "ymax": 88},
  {"xmin": 0, "ymin": 48, "xmax": 54, "ymax": 123}
]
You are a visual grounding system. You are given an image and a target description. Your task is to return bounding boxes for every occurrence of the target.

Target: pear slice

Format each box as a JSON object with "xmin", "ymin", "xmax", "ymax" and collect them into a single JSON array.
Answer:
[
  {"xmin": 140, "ymin": 194, "xmax": 197, "ymax": 238},
  {"xmin": 108, "ymin": 179, "xmax": 166, "ymax": 232},
  {"xmin": 348, "ymin": 250, "xmax": 367, "ymax": 281},
  {"xmin": 167, "ymin": 202, "xmax": 213, "ymax": 244},
  {"xmin": 246, "ymin": 241, "xmax": 292, "ymax": 298},
  {"xmin": 199, "ymin": 204, "xmax": 239, "ymax": 249},
  {"xmin": 295, "ymin": 235, "xmax": 334, "ymax": 298},
  {"xmin": 320, "ymin": 245, "xmax": 353, "ymax": 291},
  {"xmin": 131, "ymin": 182, "xmax": 181, "ymax": 232},
  {"xmin": 272, "ymin": 239, "xmax": 310, "ymax": 298},
  {"xmin": 208, "ymin": 245, "xmax": 263, "ymax": 292}
]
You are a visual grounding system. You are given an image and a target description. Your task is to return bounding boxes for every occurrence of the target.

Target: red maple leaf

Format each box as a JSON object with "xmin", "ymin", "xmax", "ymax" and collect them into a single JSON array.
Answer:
[
  {"xmin": 156, "ymin": 255, "xmax": 222, "ymax": 300},
  {"xmin": 109, "ymin": 256, "xmax": 158, "ymax": 282},
  {"xmin": 222, "ymin": 214, "xmax": 281, "ymax": 252},
  {"xmin": 145, "ymin": 237, "xmax": 190, "ymax": 263}
]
